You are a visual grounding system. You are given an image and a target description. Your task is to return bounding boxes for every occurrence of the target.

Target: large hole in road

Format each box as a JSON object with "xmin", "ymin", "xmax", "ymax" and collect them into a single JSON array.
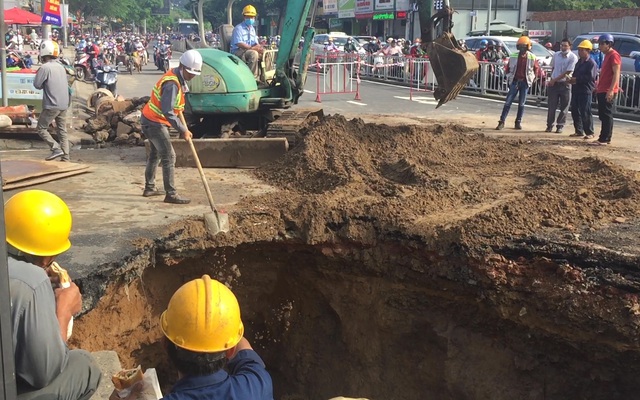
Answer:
[{"xmin": 71, "ymin": 116, "xmax": 640, "ymax": 399}]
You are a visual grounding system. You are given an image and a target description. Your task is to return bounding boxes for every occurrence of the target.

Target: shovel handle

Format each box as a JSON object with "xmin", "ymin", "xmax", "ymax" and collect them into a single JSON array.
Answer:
[{"xmin": 180, "ymin": 113, "xmax": 219, "ymax": 213}]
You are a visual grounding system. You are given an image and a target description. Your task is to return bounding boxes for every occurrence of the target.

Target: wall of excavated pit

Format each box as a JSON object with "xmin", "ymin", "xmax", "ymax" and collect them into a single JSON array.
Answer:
[{"xmin": 71, "ymin": 233, "xmax": 640, "ymax": 400}]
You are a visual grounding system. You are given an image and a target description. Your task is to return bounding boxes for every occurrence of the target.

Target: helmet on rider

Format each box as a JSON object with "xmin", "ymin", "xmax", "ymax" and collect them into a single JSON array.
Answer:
[
  {"xmin": 598, "ymin": 33, "xmax": 614, "ymax": 45},
  {"xmin": 577, "ymin": 39, "xmax": 593, "ymax": 51},
  {"xmin": 5, "ymin": 190, "xmax": 72, "ymax": 256},
  {"xmin": 39, "ymin": 39, "xmax": 60, "ymax": 59},
  {"xmin": 160, "ymin": 275, "xmax": 244, "ymax": 353},
  {"xmin": 179, "ymin": 49, "xmax": 202, "ymax": 76},
  {"xmin": 242, "ymin": 5, "xmax": 257, "ymax": 17},
  {"xmin": 479, "ymin": 39, "xmax": 488, "ymax": 47},
  {"xmin": 516, "ymin": 36, "xmax": 532, "ymax": 50}
]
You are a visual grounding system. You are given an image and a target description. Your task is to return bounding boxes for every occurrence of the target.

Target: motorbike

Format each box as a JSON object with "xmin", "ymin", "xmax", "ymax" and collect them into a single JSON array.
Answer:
[
  {"xmin": 95, "ymin": 64, "xmax": 118, "ymax": 96},
  {"xmin": 155, "ymin": 46, "xmax": 171, "ymax": 73},
  {"xmin": 74, "ymin": 52, "xmax": 92, "ymax": 81}
]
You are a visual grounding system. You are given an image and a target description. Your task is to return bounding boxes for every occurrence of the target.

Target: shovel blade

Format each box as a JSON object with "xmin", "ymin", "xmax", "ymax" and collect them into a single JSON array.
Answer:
[{"xmin": 204, "ymin": 211, "xmax": 229, "ymax": 235}]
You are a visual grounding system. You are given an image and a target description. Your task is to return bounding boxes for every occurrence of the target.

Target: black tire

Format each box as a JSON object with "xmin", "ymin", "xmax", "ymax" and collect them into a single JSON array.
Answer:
[
  {"xmin": 163, "ymin": 59, "xmax": 169, "ymax": 73},
  {"xmin": 75, "ymin": 67, "xmax": 85, "ymax": 81}
]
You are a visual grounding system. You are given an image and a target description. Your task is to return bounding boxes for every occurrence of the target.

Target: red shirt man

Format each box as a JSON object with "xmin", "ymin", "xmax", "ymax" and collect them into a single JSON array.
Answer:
[{"xmin": 592, "ymin": 34, "xmax": 621, "ymax": 145}]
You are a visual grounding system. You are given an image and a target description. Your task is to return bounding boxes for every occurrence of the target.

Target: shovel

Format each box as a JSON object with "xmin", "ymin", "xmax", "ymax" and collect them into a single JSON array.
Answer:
[{"xmin": 180, "ymin": 113, "xmax": 229, "ymax": 234}]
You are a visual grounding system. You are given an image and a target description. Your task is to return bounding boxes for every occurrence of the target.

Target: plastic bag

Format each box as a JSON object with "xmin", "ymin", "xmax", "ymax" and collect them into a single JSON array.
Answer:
[{"xmin": 114, "ymin": 368, "xmax": 163, "ymax": 400}]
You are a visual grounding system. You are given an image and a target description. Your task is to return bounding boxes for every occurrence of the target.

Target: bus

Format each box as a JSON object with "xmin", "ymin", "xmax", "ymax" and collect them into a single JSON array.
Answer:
[{"xmin": 177, "ymin": 19, "xmax": 199, "ymax": 36}]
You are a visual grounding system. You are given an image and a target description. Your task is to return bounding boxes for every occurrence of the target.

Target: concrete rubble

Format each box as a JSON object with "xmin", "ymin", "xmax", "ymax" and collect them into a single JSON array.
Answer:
[{"xmin": 82, "ymin": 96, "xmax": 149, "ymax": 146}]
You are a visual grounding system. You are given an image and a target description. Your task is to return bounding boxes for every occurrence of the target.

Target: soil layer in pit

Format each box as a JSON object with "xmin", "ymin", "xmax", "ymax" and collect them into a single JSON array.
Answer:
[{"xmin": 71, "ymin": 116, "xmax": 640, "ymax": 400}]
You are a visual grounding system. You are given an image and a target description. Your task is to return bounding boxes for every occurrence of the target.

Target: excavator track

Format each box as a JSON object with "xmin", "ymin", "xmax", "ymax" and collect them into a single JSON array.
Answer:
[{"xmin": 266, "ymin": 108, "xmax": 324, "ymax": 147}]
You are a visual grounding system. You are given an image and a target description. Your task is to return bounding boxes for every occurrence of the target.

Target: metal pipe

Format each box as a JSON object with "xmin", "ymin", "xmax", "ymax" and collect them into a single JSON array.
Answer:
[
  {"xmin": 1, "ymin": 2, "xmax": 8, "ymax": 106},
  {"xmin": 227, "ymin": 0, "xmax": 235, "ymax": 25}
]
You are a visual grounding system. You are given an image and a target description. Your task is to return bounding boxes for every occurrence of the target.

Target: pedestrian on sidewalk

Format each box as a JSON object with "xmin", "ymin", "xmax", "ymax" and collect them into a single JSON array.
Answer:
[
  {"xmin": 545, "ymin": 38, "xmax": 578, "ymax": 133},
  {"xmin": 33, "ymin": 40, "xmax": 70, "ymax": 162},
  {"xmin": 568, "ymin": 40, "xmax": 598, "ymax": 138},
  {"xmin": 496, "ymin": 36, "xmax": 540, "ymax": 131},
  {"xmin": 591, "ymin": 34, "xmax": 621, "ymax": 146},
  {"xmin": 141, "ymin": 49, "xmax": 201, "ymax": 204}
]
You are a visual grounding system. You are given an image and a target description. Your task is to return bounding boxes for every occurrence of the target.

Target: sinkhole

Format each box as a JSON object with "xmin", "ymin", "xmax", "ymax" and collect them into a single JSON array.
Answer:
[{"xmin": 71, "ymin": 227, "xmax": 640, "ymax": 400}]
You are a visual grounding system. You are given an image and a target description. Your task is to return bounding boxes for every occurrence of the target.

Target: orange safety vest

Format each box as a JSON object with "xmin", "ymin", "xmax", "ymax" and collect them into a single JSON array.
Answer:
[{"xmin": 142, "ymin": 70, "xmax": 185, "ymax": 126}]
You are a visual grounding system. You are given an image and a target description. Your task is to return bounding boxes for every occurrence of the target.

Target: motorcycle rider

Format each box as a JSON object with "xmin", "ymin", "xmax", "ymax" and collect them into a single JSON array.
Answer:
[{"xmin": 84, "ymin": 39, "xmax": 100, "ymax": 77}]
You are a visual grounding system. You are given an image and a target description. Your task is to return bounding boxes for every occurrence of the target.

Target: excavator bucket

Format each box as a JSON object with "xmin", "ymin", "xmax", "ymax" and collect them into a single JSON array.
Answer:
[{"xmin": 427, "ymin": 32, "xmax": 479, "ymax": 108}]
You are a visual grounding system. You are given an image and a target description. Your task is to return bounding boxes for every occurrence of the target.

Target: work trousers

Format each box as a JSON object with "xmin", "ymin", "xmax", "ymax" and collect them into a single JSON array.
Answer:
[
  {"xmin": 596, "ymin": 92, "xmax": 615, "ymax": 143},
  {"xmin": 570, "ymin": 92, "xmax": 594, "ymax": 135},
  {"xmin": 17, "ymin": 350, "xmax": 101, "ymax": 400},
  {"xmin": 500, "ymin": 80, "xmax": 529, "ymax": 123},
  {"xmin": 37, "ymin": 108, "xmax": 70, "ymax": 161},
  {"xmin": 234, "ymin": 48, "xmax": 260, "ymax": 80},
  {"xmin": 143, "ymin": 121, "xmax": 178, "ymax": 196},
  {"xmin": 546, "ymin": 83, "xmax": 571, "ymax": 129}
]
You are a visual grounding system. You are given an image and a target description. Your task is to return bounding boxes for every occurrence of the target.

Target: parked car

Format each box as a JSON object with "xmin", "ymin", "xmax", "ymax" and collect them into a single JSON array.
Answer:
[
  {"xmin": 571, "ymin": 32, "xmax": 640, "ymax": 72},
  {"xmin": 311, "ymin": 33, "xmax": 367, "ymax": 56},
  {"xmin": 464, "ymin": 35, "xmax": 554, "ymax": 66},
  {"xmin": 353, "ymin": 35, "xmax": 377, "ymax": 46}
]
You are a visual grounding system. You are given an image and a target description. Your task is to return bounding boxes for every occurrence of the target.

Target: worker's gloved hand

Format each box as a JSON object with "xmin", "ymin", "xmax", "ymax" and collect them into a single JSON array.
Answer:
[
  {"xmin": 183, "ymin": 130, "xmax": 193, "ymax": 142},
  {"xmin": 55, "ymin": 282, "xmax": 82, "ymax": 317}
]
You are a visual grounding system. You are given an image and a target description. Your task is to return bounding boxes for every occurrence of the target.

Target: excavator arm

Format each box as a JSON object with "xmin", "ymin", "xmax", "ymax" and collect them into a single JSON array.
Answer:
[{"xmin": 419, "ymin": 0, "xmax": 479, "ymax": 108}]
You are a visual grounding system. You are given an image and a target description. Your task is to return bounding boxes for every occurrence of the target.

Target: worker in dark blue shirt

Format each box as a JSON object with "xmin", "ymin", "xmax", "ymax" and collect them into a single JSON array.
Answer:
[{"xmin": 111, "ymin": 275, "xmax": 273, "ymax": 400}]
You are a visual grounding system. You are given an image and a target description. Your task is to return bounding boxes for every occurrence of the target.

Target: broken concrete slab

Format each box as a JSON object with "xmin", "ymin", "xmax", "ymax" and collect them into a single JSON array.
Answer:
[{"xmin": 146, "ymin": 138, "xmax": 289, "ymax": 168}]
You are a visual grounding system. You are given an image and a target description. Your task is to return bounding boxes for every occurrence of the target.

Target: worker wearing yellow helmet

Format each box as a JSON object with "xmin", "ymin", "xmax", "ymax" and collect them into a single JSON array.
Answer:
[
  {"xmin": 566, "ymin": 40, "xmax": 598, "ymax": 139},
  {"xmin": 495, "ymin": 35, "xmax": 541, "ymax": 131},
  {"xmin": 230, "ymin": 4, "xmax": 263, "ymax": 80},
  {"xmin": 5, "ymin": 190, "xmax": 101, "ymax": 399},
  {"xmin": 157, "ymin": 275, "xmax": 272, "ymax": 399}
]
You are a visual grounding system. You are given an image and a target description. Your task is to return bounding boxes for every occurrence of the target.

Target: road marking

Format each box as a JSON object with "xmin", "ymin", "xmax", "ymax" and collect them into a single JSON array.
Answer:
[
  {"xmin": 304, "ymin": 89, "xmax": 315, "ymax": 94},
  {"xmin": 347, "ymin": 100, "xmax": 367, "ymax": 106},
  {"xmin": 394, "ymin": 95, "xmax": 438, "ymax": 105}
]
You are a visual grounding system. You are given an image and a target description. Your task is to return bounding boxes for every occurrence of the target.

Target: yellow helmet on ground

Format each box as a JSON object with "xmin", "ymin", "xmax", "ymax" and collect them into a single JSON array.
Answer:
[
  {"xmin": 161, "ymin": 275, "xmax": 244, "ymax": 353},
  {"xmin": 4, "ymin": 190, "xmax": 72, "ymax": 256},
  {"xmin": 243, "ymin": 5, "xmax": 257, "ymax": 17},
  {"xmin": 516, "ymin": 36, "xmax": 532, "ymax": 49},
  {"xmin": 577, "ymin": 39, "xmax": 593, "ymax": 51}
]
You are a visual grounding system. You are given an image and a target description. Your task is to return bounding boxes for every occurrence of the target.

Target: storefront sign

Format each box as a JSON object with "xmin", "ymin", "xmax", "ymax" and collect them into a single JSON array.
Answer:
[
  {"xmin": 356, "ymin": 0, "xmax": 374, "ymax": 15},
  {"xmin": 375, "ymin": 0, "xmax": 395, "ymax": 11},
  {"xmin": 339, "ymin": 0, "xmax": 356, "ymax": 18},
  {"xmin": 324, "ymin": 0, "xmax": 338, "ymax": 15},
  {"xmin": 329, "ymin": 18, "xmax": 343, "ymax": 28},
  {"xmin": 0, "ymin": 73, "xmax": 43, "ymax": 100},
  {"xmin": 395, "ymin": 0, "xmax": 410, "ymax": 11},
  {"xmin": 396, "ymin": 11, "xmax": 407, "ymax": 18},
  {"xmin": 42, "ymin": 0, "xmax": 62, "ymax": 26},
  {"xmin": 529, "ymin": 29, "xmax": 553, "ymax": 37},
  {"xmin": 373, "ymin": 12, "xmax": 395, "ymax": 20}
]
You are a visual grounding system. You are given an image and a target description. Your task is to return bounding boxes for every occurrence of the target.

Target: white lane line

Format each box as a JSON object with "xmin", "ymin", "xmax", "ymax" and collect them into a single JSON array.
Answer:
[
  {"xmin": 304, "ymin": 89, "xmax": 315, "ymax": 93},
  {"xmin": 394, "ymin": 95, "xmax": 438, "ymax": 105},
  {"xmin": 347, "ymin": 100, "xmax": 367, "ymax": 106}
]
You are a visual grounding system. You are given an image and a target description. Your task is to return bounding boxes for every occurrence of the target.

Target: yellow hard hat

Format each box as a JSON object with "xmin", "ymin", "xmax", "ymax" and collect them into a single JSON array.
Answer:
[
  {"xmin": 4, "ymin": 190, "xmax": 72, "ymax": 256},
  {"xmin": 242, "ymin": 5, "xmax": 257, "ymax": 17},
  {"xmin": 577, "ymin": 39, "xmax": 593, "ymax": 50},
  {"xmin": 516, "ymin": 36, "xmax": 532, "ymax": 49},
  {"xmin": 161, "ymin": 275, "xmax": 244, "ymax": 353}
]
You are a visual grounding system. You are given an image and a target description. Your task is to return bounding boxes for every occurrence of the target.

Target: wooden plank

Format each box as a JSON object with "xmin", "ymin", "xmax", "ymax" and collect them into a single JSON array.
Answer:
[
  {"xmin": 1, "ymin": 160, "xmax": 90, "ymax": 184},
  {"xmin": 3, "ymin": 168, "xmax": 91, "ymax": 190}
]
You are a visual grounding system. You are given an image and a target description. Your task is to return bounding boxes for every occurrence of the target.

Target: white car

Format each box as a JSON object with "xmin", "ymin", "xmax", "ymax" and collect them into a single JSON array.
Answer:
[
  {"xmin": 311, "ymin": 33, "xmax": 367, "ymax": 57},
  {"xmin": 464, "ymin": 35, "xmax": 554, "ymax": 66}
]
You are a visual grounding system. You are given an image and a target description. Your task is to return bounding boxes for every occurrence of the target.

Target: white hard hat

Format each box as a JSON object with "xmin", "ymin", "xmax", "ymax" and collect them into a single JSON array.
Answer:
[
  {"xmin": 179, "ymin": 50, "xmax": 202, "ymax": 75},
  {"xmin": 39, "ymin": 39, "xmax": 60, "ymax": 58}
]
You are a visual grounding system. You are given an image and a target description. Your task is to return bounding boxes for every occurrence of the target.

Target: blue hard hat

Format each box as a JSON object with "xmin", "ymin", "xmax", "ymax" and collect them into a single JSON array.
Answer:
[
  {"xmin": 480, "ymin": 39, "xmax": 488, "ymax": 46},
  {"xmin": 599, "ymin": 33, "xmax": 614, "ymax": 44}
]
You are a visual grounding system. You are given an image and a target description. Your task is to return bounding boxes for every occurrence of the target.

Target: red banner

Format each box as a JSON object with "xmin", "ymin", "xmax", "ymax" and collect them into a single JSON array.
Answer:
[{"xmin": 42, "ymin": 0, "xmax": 62, "ymax": 26}]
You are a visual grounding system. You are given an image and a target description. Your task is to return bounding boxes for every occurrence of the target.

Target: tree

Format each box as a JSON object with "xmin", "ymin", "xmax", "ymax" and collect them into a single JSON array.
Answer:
[{"xmin": 528, "ymin": 0, "xmax": 636, "ymax": 11}]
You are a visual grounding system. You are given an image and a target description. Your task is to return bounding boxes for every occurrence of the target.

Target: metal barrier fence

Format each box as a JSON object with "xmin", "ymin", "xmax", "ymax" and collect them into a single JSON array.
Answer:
[{"xmin": 313, "ymin": 54, "xmax": 361, "ymax": 103}]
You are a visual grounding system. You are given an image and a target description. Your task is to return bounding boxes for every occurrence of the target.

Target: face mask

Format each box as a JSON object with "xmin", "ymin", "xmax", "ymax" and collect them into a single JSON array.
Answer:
[{"xmin": 245, "ymin": 18, "xmax": 255, "ymax": 26}]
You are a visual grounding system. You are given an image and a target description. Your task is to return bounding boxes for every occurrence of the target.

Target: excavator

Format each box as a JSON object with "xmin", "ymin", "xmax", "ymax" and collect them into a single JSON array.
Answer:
[{"xmin": 177, "ymin": 0, "xmax": 478, "ymax": 166}]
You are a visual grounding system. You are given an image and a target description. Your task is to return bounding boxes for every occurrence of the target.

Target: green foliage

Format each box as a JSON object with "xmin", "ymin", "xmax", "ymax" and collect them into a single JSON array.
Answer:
[{"xmin": 528, "ymin": 0, "xmax": 637, "ymax": 11}]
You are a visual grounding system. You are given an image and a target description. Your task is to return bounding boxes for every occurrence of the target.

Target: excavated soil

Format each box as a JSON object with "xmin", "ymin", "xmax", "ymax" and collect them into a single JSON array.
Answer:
[{"xmin": 72, "ymin": 115, "xmax": 640, "ymax": 399}]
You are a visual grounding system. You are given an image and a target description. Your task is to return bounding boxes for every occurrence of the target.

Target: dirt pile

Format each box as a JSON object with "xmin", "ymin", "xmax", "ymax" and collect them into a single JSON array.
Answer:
[{"xmin": 255, "ymin": 115, "xmax": 640, "ymax": 243}]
